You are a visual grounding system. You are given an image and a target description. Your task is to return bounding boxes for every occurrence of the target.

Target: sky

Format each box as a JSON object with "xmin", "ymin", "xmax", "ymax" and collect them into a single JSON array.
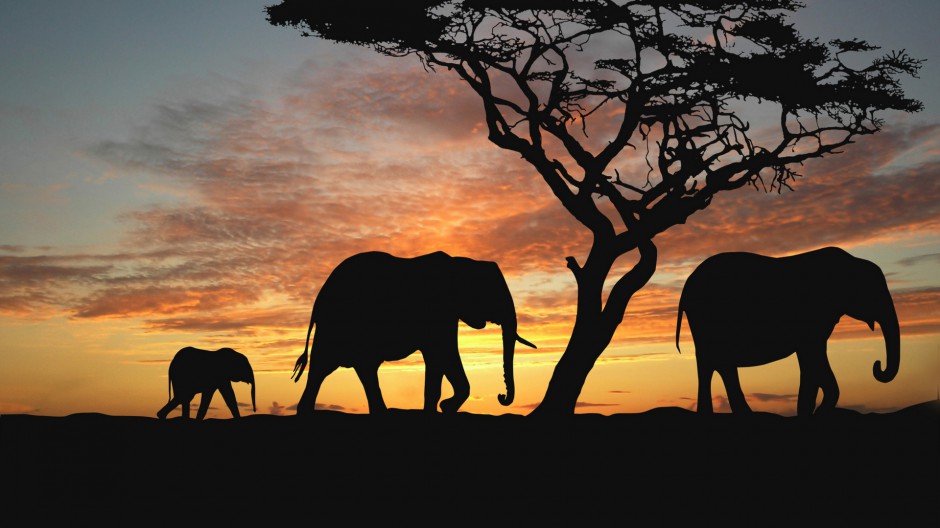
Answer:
[{"xmin": 1, "ymin": 0, "xmax": 938, "ymax": 418}]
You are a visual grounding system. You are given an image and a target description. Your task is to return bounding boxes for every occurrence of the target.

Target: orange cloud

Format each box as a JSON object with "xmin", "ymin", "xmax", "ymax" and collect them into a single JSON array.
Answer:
[
  {"xmin": 74, "ymin": 285, "xmax": 262, "ymax": 319},
  {"xmin": 141, "ymin": 306, "xmax": 302, "ymax": 334},
  {"xmin": 653, "ymin": 128, "xmax": 940, "ymax": 268},
  {"xmin": 1, "ymin": 57, "xmax": 936, "ymax": 368}
]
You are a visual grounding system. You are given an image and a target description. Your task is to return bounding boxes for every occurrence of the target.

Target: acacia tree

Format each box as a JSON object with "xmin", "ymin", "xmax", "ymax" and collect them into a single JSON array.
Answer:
[{"xmin": 266, "ymin": 0, "xmax": 922, "ymax": 416}]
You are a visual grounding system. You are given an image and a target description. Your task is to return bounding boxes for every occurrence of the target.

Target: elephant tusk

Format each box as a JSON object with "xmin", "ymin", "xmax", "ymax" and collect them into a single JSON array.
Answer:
[{"xmin": 516, "ymin": 334, "xmax": 537, "ymax": 349}]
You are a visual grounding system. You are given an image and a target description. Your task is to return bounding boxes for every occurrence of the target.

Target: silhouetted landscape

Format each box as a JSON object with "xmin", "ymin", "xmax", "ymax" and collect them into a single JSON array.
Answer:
[{"xmin": 3, "ymin": 401, "xmax": 937, "ymax": 516}]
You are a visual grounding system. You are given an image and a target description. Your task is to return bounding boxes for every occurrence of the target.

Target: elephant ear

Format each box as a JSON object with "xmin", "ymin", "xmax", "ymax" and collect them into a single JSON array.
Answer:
[
  {"xmin": 454, "ymin": 258, "xmax": 500, "ymax": 329},
  {"xmin": 418, "ymin": 251, "xmax": 457, "ymax": 310}
]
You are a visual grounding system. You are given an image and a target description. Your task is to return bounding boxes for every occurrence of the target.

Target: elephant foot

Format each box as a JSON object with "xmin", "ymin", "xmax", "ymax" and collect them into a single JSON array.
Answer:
[
  {"xmin": 812, "ymin": 404, "xmax": 839, "ymax": 417},
  {"xmin": 816, "ymin": 397, "xmax": 839, "ymax": 415},
  {"xmin": 296, "ymin": 397, "xmax": 318, "ymax": 415},
  {"xmin": 796, "ymin": 404, "xmax": 817, "ymax": 417},
  {"xmin": 365, "ymin": 400, "xmax": 388, "ymax": 414},
  {"xmin": 439, "ymin": 398, "xmax": 462, "ymax": 414}
]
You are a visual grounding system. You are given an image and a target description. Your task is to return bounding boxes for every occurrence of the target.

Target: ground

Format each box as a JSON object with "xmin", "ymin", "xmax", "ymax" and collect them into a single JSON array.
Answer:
[{"xmin": 2, "ymin": 401, "xmax": 937, "ymax": 519}]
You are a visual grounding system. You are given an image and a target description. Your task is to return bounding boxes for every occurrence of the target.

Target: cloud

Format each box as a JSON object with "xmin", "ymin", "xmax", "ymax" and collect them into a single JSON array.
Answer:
[
  {"xmin": 837, "ymin": 403, "xmax": 908, "ymax": 414},
  {"xmin": 0, "ymin": 253, "xmax": 112, "ymax": 316},
  {"xmin": 749, "ymin": 393, "xmax": 798, "ymax": 403},
  {"xmin": 891, "ymin": 286, "xmax": 940, "ymax": 338},
  {"xmin": 653, "ymin": 126, "xmax": 940, "ymax": 269},
  {"xmin": 141, "ymin": 306, "xmax": 302, "ymax": 333},
  {"xmin": 314, "ymin": 403, "xmax": 347, "ymax": 412},
  {"xmin": 74, "ymin": 284, "xmax": 263, "ymax": 319},
  {"xmin": 0, "ymin": 403, "xmax": 40, "ymax": 414},
  {"xmin": 511, "ymin": 401, "xmax": 544, "ymax": 411},
  {"xmin": 283, "ymin": 402, "xmax": 347, "ymax": 412},
  {"xmin": 136, "ymin": 359, "xmax": 171, "ymax": 365},
  {"xmin": 508, "ymin": 400, "xmax": 623, "ymax": 411},
  {"xmin": 269, "ymin": 401, "xmax": 286, "ymax": 415},
  {"xmin": 897, "ymin": 252, "xmax": 940, "ymax": 267},
  {"xmin": 2, "ymin": 52, "xmax": 938, "ymax": 372},
  {"xmin": 574, "ymin": 401, "xmax": 621, "ymax": 409}
]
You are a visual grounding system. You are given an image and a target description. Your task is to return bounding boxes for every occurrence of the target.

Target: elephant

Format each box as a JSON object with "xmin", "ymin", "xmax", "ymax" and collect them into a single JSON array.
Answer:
[
  {"xmin": 291, "ymin": 250, "xmax": 537, "ymax": 415},
  {"xmin": 156, "ymin": 347, "xmax": 256, "ymax": 420},
  {"xmin": 675, "ymin": 246, "xmax": 900, "ymax": 417}
]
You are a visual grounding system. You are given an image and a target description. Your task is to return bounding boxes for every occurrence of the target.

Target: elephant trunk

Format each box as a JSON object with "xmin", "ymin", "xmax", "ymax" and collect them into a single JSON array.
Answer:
[
  {"xmin": 874, "ymin": 304, "xmax": 900, "ymax": 383},
  {"xmin": 249, "ymin": 371, "xmax": 257, "ymax": 412},
  {"xmin": 497, "ymin": 322, "xmax": 537, "ymax": 406},
  {"xmin": 498, "ymin": 321, "xmax": 517, "ymax": 406}
]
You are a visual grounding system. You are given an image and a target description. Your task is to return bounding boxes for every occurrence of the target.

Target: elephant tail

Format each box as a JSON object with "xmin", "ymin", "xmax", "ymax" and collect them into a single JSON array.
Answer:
[
  {"xmin": 292, "ymin": 348, "xmax": 308, "ymax": 383},
  {"xmin": 292, "ymin": 301, "xmax": 316, "ymax": 382}
]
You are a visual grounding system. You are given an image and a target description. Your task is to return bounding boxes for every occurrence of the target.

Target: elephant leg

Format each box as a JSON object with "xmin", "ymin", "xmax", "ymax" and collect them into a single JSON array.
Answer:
[
  {"xmin": 422, "ymin": 355, "xmax": 444, "ymax": 413},
  {"xmin": 196, "ymin": 390, "xmax": 214, "ymax": 420},
  {"xmin": 181, "ymin": 397, "xmax": 193, "ymax": 419},
  {"xmin": 817, "ymin": 354, "xmax": 840, "ymax": 413},
  {"xmin": 696, "ymin": 359, "xmax": 714, "ymax": 414},
  {"xmin": 296, "ymin": 359, "xmax": 339, "ymax": 415},
  {"xmin": 156, "ymin": 399, "xmax": 179, "ymax": 419},
  {"xmin": 354, "ymin": 362, "xmax": 387, "ymax": 414},
  {"xmin": 218, "ymin": 383, "xmax": 240, "ymax": 418},
  {"xmin": 796, "ymin": 346, "xmax": 828, "ymax": 416},
  {"xmin": 718, "ymin": 367, "xmax": 751, "ymax": 413},
  {"xmin": 439, "ymin": 347, "xmax": 470, "ymax": 414}
]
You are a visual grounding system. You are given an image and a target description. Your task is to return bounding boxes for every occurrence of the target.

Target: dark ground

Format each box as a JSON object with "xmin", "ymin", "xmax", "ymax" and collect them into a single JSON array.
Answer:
[{"xmin": 2, "ymin": 401, "xmax": 937, "ymax": 519}]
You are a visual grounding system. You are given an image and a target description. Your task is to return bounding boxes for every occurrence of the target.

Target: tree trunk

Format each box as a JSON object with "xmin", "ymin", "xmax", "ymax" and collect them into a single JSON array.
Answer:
[
  {"xmin": 529, "ymin": 237, "xmax": 657, "ymax": 417},
  {"xmin": 529, "ymin": 251, "xmax": 620, "ymax": 417},
  {"xmin": 529, "ymin": 319, "xmax": 617, "ymax": 416}
]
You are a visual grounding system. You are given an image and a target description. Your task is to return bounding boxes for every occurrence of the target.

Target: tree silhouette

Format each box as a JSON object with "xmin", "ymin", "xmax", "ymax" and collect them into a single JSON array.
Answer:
[{"xmin": 265, "ymin": 0, "xmax": 923, "ymax": 416}]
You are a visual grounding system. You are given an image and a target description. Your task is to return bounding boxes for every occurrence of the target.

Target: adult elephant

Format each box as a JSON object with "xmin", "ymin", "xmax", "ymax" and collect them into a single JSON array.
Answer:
[
  {"xmin": 675, "ymin": 247, "xmax": 900, "ymax": 417},
  {"xmin": 292, "ymin": 251, "xmax": 537, "ymax": 415},
  {"xmin": 156, "ymin": 347, "xmax": 256, "ymax": 420}
]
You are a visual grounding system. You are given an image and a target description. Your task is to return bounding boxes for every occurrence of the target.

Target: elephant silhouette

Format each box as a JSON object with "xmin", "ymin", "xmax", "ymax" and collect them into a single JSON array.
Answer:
[
  {"xmin": 292, "ymin": 250, "xmax": 537, "ymax": 415},
  {"xmin": 675, "ymin": 247, "xmax": 900, "ymax": 416},
  {"xmin": 157, "ymin": 347, "xmax": 256, "ymax": 420}
]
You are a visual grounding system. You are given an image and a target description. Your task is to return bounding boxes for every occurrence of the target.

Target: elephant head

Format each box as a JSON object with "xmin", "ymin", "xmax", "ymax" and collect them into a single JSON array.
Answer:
[
  {"xmin": 225, "ymin": 349, "xmax": 257, "ymax": 412},
  {"xmin": 841, "ymin": 256, "xmax": 900, "ymax": 383},
  {"xmin": 452, "ymin": 257, "xmax": 537, "ymax": 407}
]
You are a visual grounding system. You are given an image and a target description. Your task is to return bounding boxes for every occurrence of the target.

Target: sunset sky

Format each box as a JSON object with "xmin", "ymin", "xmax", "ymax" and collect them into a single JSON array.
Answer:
[{"xmin": 2, "ymin": 0, "xmax": 938, "ymax": 418}]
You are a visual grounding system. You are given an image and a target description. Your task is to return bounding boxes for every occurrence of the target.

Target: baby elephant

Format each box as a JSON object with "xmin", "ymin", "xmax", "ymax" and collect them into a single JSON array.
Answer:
[
  {"xmin": 157, "ymin": 347, "xmax": 256, "ymax": 420},
  {"xmin": 676, "ymin": 247, "xmax": 900, "ymax": 417}
]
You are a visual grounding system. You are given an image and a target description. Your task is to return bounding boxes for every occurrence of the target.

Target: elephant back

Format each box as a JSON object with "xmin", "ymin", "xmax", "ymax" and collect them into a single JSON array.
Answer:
[
  {"xmin": 167, "ymin": 347, "xmax": 229, "ymax": 392},
  {"xmin": 316, "ymin": 251, "xmax": 454, "ymax": 327}
]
